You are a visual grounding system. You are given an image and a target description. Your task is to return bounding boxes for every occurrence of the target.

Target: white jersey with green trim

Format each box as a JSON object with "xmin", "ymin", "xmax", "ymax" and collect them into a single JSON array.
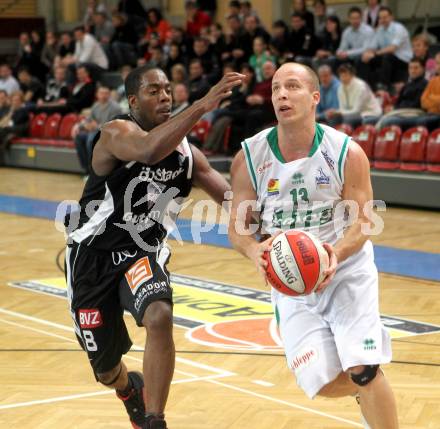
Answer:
[{"xmin": 242, "ymin": 123, "xmax": 352, "ymax": 246}]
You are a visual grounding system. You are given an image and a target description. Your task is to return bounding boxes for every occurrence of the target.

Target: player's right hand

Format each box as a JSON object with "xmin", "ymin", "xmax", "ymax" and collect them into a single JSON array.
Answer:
[
  {"xmin": 201, "ymin": 72, "xmax": 245, "ymax": 112},
  {"xmin": 250, "ymin": 232, "xmax": 282, "ymax": 285}
]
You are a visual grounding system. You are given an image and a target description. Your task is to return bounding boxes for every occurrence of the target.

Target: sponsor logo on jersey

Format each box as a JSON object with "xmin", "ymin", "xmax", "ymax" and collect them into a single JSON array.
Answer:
[
  {"xmin": 363, "ymin": 338, "xmax": 377, "ymax": 350},
  {"xmin": 267, "ymin": 178, "xmax": 280, "ymax": 196},
  {"xmin": 139, "ymin": 166, "xmax": 184, "ymax": 183},
  {"xmin": 291, "ymin": 347, "xmax": 318, "ymax": 373},
  {"xmin": 315, "ymin": 167, "xmax": 330, "ymax": 189},
  {"xmin": 78, "ymin": 309, "xmax": 103, "ymax": 329},
  {"xmin": 257, "ymin": 160, "xmax": 273, "ymax": 175},
  {"xmin": 134, "ymin": 280, "xmax": 168, "ymax": 311},
  {"xmin": 321, "ymin": 150, "xmax": 335, "ymax": 170},
  {"xmin": 125, "ymin": 256, "xmax": 153, "ymax": 294},
  {"xmin": 291, "ymin": 172, "xmax": 304, "ymax": 185}
]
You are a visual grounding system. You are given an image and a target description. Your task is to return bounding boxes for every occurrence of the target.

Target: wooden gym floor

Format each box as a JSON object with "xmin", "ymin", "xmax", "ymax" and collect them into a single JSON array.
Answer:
[{"xmin": 0, "ymin": 167, "xmax": 439, "ymax": 429}]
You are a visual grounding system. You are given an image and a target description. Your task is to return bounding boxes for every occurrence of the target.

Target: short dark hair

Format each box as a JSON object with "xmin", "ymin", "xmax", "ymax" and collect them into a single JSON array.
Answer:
[
  {"xmin": 409, "ymin": 57, "xmax": 425, "ymax": 68},
  {"xmin": 291, "ymin": 12, "xmax": 305, "ymax": 20},
  {"xmin": 337, "ymin": 63, "xmax": 356, "ymax": 75},
  {"xmin": 73, "ymin": 25, "xmax": 85, "ymax": 33},
  {"xmin": 378, "ymin": 6, "xmax": 392, "ymax": 15},
  {"xmin": 229, "ymin": 1, "xmax": 241, "ymax": 8},
  {"xmin": 348, "ymin": 6, "xmax": 362, "ymax": 16},
  {"xmin": 124, "ymin": 65, "xmax": 161, "ymax": 98}
]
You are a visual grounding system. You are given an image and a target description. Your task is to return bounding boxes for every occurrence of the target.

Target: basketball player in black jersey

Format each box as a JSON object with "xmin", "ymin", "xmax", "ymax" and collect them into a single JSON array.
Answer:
[{"xmin": 65, "ymin": 65, "xmax": 243, "ymax": 429}]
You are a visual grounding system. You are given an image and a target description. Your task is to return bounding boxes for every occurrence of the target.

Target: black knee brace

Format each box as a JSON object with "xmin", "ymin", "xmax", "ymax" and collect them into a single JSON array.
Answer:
[
  {"xmin": 350, "ymin": 364, "xmax": 379, "ymax": 386},
  {"xmin": 98, "ymin": 364, "xmax": 122, "ymax": 386}
]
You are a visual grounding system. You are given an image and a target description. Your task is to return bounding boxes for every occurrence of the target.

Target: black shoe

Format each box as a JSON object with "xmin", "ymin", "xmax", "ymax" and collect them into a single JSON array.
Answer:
[
  {"xmin": 116, "ymin": 371, "xmax": 146, "ymax": 429},
  {"xmin": 145, "ymin": 414, "xmax": 168, "ymax": 429}
]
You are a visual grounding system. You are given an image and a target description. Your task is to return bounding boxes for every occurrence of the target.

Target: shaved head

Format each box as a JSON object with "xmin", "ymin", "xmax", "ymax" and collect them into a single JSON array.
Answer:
[{"xmin": 274, "ymin": 62, "xmax": 320, "ymax": 92}]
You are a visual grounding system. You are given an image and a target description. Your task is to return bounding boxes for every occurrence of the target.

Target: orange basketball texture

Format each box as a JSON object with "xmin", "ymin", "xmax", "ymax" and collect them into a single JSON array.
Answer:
[{"xmin": 265, "ymin": 230, "xmax": 329, "ymax": 296}]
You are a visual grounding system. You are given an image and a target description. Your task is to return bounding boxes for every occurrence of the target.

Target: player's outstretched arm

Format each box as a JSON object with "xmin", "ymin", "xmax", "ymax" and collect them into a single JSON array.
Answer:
[
  {"xmin": 333, "ymin": 141, "xmax": 374, "ymax": 263},
  {"xmin": 93, "ymin": 72, "xmax": 244, "ymax": 174},
  {"xmin": 191, "ymin": 144, "xmax": 231, "ymax": 206}
]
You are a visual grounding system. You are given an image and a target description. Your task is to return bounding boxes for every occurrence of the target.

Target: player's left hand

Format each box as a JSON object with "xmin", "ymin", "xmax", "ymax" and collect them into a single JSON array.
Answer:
[{"xmin": 316, "ymin": 243, "xmax": 338, "ymax": 292}]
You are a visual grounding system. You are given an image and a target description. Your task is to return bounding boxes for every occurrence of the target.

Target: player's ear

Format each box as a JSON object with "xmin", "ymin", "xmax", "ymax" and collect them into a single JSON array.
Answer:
[
  {"xmin": 312, "ymin": 90, "xmax": 320, "ymax": 107},
  {"xmin": 127, "ymin": 94, "xmax": 138, "ymax": 111}
]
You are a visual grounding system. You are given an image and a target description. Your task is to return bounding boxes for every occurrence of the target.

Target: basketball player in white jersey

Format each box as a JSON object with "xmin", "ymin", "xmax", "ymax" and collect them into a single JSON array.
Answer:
[{"xmin": 228, "ymin": 62, "xmax": 399, "ymax": 428}]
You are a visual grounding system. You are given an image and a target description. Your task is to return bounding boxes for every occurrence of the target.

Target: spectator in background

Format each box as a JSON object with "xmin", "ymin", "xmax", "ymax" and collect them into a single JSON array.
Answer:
[
  {"xmin": 56, "ymin": 32, "xmax": 75, "ymax": 65},
  {"xmin": 16, "ymin": 31, "xmax": 47, "ymax": 82},
  {"xmin": 41, "ymin": 31, "xmax": 59, "ymax": 71},
  {"xmin": 83, "ymin": 0, "xmax": 108, "ymax": 30},
  {"xmin": 228, "ymin": 1, "xmax": 241, "ymax": 19},
  {"xmin": 171, "ymin": 83, "xmax": 190, "ymax": 116},
  {"xmin": 188, "ymin": 59, "xmax": 210, "ymax": 103},
  {"xmin": 40, "ymin": 65, "xmax": 69, "ymax": 104},
  {"xmin": 241, "ymin": 1, "xmax": 261, "ymax": 23},
  {"xmin": 144, "ymin": 8, "xmax": 171, "ymax": 46},
  {"xmin": 109, "ymin": 13, "xmax": 139, "ymax": 69},
  {"xmin": 185, "ymin": 0, "xmax": 212, "ymax": 38},
  {"xmin": 313, "ymin": 0, "xmax": 336, "ymax": 37},
  {"xmin": 165, "ymin": 43, "xmax": 184, "ymax": 76},
  {"xmin": 170, "ymin": 63, "xmax": 188, "ymax": 86},
  {"xmin": 33, "ymin": 65, "xmax": 96, "ymax": 114},
  {"xmin": 168, "ymin": 26, "xmax": 191, "ymax": 58},
  {"xmin": 359, "ymin": 6, "xmax": 412, "ymax": 91},
  {"xmin": 243, "ymin": 60, "xmax": 276, "ymax": 138},
  {"xmin": 198, "ymin": 0, "xmax": 217, "ymax": 18},
  {"xmin": 241, "ymin": 14, "xmax": 270, "ymax": 60},
  {"xmin": 117, "ymin": 0, "xmax": 147, "ymax": 20},
  {"xmin": 0, "ymin": 64, "xmax": 20, "ymax": 95},
  {"xmin": 250, "ymin": 36, "xmax": 276, "ymax": 82},
  {"xmin": 292, "ymin": 0, "xmax": 315, "ymax": 33},
  {"xmin": 419, "ymin": 53, "xmax": 440, "ymax": 129},
  {"xmin": 17, "ymin": 68, "xmax": 44, "ymax": 104},
  {"xmin": 0, "ymin": 90, "xmax": 10, "ymax": 120},
  {"xmin": 191, "ymin": 37, "xmax": 219, "ymax": 78},
  {"xmin": 91, "ymin": 11, "xmax": 115, "ymax": 45},
  {"xmin": 313, "ymin": 15, "xmax": 341, "ymax": 69},
  {"xmin": 0, "ymin": 91, "xmax": 28, "ymax": 165},
  {"xmin": 270, "ymin": 20, "xmax": 290, "ymax": 61},
  {"xmin": 224, "ymin": 14, "xmax": 247, "ymax": 67},
  {"xmin": 316, "ymin": 64, "xmax": 340, "ymax": 122},
  {"xmin": 326, "ymin": 63, "xmax": 382, "ymax": 128},
  {"xmin": 412, "ymin": 33, "xmax": 437, "ymax": 80},
  {"xmin": 30, "ymin": 31, "xmax": 44, "ymax": 58},
  {"xmin": 147, "ymin": 46, "xmax": 167, "ymax": 70},
  {"xmin": 288, "ymin": 13, "xmax": 319, "ymax": 65},
  {"xmin": 363, "ymin": 0, "xmax": 381, "ymax": 28},
  {"xmin": 72, "ymin": 86, "xmax": 122, "ymax": 174},
  {"xmin": 208, "ymin": 23, "xmax": 228, "ymax": 65},
  {"xmin": 378, "ymin": 58, "xmax": 428, "ymax": 129},
  {"xmin": 203, "ymin": 62, "xmax": 256, "ymax": 154},
  {"xmin": 63, "ymin": 26, "xmax": 108, "ymax": 83},
  {"xmin": 113, "ymin": 64, "xmax": 131, "ymax": 113},
  {"xmin": 336, "ymin": 7, "xmax": 374, "ymax": 63}
]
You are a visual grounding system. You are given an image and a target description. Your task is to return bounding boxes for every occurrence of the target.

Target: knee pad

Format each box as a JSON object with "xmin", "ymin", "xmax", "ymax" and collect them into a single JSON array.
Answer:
[{"xmin": 350, "ymin": 364, "xmax": 379, "ymax": 386}]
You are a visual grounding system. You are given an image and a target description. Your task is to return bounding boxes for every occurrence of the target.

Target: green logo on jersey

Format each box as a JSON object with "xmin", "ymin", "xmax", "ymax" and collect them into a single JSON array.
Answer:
[
  {"xmin": 363, "ymin": 338, "xmax": 376, "ymax": 351},
  {"xmin": 292, "ymin": 172, "xmax": 304, "ymax": 185}
]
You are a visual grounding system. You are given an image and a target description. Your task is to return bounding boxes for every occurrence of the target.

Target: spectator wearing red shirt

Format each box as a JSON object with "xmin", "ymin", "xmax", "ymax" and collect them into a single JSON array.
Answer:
[
  {"xmin": 185, "ymin": 0, "xmax": 212, "ymax": 38},
  {"xmin": 144, "ymin": 8, "xmax": 171, "ymax": 45}
]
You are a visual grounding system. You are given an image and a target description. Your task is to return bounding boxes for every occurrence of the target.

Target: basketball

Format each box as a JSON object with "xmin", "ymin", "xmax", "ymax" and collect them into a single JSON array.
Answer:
[{"xmin": 264, "ymin": 230, "xmax": 329, "ymax": 296}]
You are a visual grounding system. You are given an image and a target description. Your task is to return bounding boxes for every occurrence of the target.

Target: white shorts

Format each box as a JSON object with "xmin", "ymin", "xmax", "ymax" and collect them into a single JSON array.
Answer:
[{"xmin": 272, "ymin": 241, "xmax": 392, "ymax": 399}]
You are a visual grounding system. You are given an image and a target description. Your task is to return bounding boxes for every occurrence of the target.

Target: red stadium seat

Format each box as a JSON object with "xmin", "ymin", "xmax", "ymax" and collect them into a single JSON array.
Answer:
[
  {"xmin": 399, "ymin": 126, "xmax": 428, "ymax": 171},
  {"xmin": 352, "ymin": 125, "xmax": 376, "ymax": 160},
  {"xmin": 190, "ymin": 119, "xmax": 211, "ymax": 145},
  {"xmin": 335, "ymin": 123, "xmax": 353, "ymax": 136},
  {"xmin": 29, "ymin": 113, "xmax": 47, "ymax": 138},
  {"xmin": 373, "ymin": 125, "xmax": 402, "ymax": 170},
  {"xmin": 58, "ymin": 113, "xmax": 79, "ymax": 139},
  {"xmin": 427, "ymin": 128, "xmax": 440, "ymax": 173},
  {"xmin": 43, "ymin": 113, "xmax": 62, "ymax": 139}
]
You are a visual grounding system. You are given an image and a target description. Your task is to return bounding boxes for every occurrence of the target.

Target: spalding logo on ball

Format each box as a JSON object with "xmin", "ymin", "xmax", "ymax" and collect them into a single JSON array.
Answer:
[{"xmin": 265, "ymin": 230, "xmax": 329, "ymax": 296}]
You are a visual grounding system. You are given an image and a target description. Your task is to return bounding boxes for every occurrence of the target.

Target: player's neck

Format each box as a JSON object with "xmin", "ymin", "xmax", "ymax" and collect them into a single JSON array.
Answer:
[
  {"xmin": 129, "ymin": 111, "xmax": 155, "ymax": 132},
  {"xmin": 278, "ymin": 120, "xmax": 316, "ymax": 155}
]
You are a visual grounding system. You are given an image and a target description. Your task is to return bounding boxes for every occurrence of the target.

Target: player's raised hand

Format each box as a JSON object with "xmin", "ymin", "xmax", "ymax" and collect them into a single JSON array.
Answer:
[
  {"xmin": 316, "ymin": 242, "xmax": 338, "ymax": 292},
  {"xmin": 200, "ymin": 72, "xmax": 245, "ymax": 112}
]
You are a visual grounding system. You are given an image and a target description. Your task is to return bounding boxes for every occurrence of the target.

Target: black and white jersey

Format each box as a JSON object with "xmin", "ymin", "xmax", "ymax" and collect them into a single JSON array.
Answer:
[{"xmin": 68, "ymin": 114, "xmax": 193, "ymax": 251}]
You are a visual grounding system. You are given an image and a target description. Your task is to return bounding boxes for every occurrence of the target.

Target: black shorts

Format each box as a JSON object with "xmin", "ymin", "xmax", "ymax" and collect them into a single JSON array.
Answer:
[{"xmin": 65, "ymin": 242, "xmax": 172, "ymax": 375}]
